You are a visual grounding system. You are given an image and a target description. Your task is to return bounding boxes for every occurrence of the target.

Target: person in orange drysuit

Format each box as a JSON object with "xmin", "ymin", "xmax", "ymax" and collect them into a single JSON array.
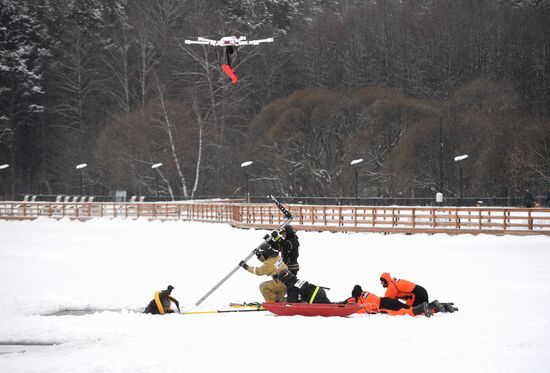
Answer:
[
  {"xmin": 344, "ymin": 285, "xmax": 430, "ymax": 317},
  {"xmin": 379, "ymin": 272, "xmax": 429, "ymax": 307},
  {"xmin": 380, "ymin": 272, "xmax": 446, "ymax": 314}
]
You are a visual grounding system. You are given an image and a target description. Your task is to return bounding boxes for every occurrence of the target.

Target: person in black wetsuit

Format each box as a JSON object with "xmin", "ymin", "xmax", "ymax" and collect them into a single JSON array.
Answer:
[
  {"xmin": 274, "ymin": 269, "xmax": 331, "ymax": 304},
  {"xmin": 269, "ymin": 224, "xmax": 300, "ymax": 275},
  {"xmin": 144, "ymin": 285, "xmax": 180, "ymax": 314}
]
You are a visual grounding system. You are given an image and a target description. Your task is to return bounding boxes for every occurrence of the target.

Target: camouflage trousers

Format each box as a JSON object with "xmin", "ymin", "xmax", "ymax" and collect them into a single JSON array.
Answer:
[{"xmin": 259, "ymin": 279, "xmax": 286, "ymax": 302}]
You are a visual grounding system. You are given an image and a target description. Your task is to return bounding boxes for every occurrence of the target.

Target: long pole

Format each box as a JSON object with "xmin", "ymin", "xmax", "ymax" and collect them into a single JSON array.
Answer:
[
  {"xmin": 354, "ymin": 168, "xmax": 359, "ymax": 205},
  {"xmin": 194, "ymin": 216, "xmax": 293, "ymax": 306},
  {"xmin": 459, "ymin": 167, "xmax": 463, "ymax": 206},
  {"xmin": 80, "ymin": 171, "xmax": 83, "ymax": 195},
  {"xmin": 195, "ymin": 195, "xmax": 293, "ymax": 306},
  {"xmin": 439, "ymin": 117, "xmax": 443, "ymax": 194},
  {"xmin": 155, "ymin": 173, "xmax": 159, "ymax": 200},
  {"xmin": 195, "ymin": 250, "xmax": 258, "ymax": 306},
  {"xmin": 246, "ymin": 172, "xmax": 250, "ymax": 203}
]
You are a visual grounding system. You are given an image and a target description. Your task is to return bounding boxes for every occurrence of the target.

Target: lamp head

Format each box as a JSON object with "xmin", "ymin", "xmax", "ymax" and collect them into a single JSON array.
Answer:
[{"xmin": 454, "ymin": 155, "xmax": 468, "ymax": 162}]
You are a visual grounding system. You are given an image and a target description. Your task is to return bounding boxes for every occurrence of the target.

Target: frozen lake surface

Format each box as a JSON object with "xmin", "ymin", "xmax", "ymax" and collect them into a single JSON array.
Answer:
[{"xmin": 1, "ymin": 218, "xmax": 549, "ymax": 372}]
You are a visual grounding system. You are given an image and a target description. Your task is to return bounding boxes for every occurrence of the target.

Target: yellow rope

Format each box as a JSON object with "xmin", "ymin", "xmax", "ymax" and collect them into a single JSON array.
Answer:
[{"xmin": 154, "ymin": 291, "xmax": 165, "ymax": 315}]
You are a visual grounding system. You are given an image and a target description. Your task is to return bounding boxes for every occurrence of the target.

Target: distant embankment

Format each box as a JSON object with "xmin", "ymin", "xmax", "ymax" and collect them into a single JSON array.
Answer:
[{"xmin": 0, "ymin": 201, "xmax": 549, "ymax": 236}]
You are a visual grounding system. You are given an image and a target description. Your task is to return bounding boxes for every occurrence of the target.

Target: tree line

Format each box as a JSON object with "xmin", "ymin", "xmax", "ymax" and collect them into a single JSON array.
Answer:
[{"xmin": 1, "ymin": 0, "xmax": 549, "ymax": 203}]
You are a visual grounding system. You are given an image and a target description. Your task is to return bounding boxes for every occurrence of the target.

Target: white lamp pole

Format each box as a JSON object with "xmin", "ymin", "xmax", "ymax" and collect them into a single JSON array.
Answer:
[
  {"xmin": 241, "ymin": 161, "xmax": 253, "ymax": 203},
  {"xmin": 350, "ymin": 158, "xmax": 364, "ymax": 205},
  {"xmin": 454, "ymin": 155, "xmax": 468, "ymax": 206},
  {"xmin": 151, "ymin": 163, "xmax": 163, "ymax": 200},
  {"xmin": 75, "ymin": 163, "xmax": 87, "ymax": 195}
]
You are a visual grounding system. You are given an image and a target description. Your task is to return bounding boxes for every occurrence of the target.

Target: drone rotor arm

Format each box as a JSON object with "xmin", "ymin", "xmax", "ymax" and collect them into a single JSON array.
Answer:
[
  {"xmin": 246, "ymin": 37, "xmax": 274, "ymax": 45},
  {"xmin": 185, "ymin": 37, "xmax": 219, "ymax": 46},
  {"xmin": 185, "ymin": 40, "xmax": 213, "ymax": 46}
]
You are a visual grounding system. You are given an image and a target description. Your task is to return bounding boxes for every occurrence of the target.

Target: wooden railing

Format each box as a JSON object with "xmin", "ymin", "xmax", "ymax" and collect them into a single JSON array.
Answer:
[{"xmin": 1, "ymin": 201, "xmax": 549, "ymax": 235}]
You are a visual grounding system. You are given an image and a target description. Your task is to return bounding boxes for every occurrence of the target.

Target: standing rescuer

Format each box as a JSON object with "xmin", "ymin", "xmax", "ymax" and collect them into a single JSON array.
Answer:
[
  {"xmin": 239, "ymin": 242, "xmax": 288, "ymax": 302},
  {"xmin": 273, "ymin": 225, "xmax": 300, "ymax": 275}
]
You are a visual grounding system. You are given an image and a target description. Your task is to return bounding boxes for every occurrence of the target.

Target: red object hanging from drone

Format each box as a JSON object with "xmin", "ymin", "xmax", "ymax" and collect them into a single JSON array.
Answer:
[{"xmin": 184, "ymin": 36, "xmax": 274, "ymax": 84}]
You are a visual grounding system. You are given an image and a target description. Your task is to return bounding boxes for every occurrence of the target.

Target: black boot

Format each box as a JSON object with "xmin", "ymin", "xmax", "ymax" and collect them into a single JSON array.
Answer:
[
  {"xmin": 412, "ymin": 304, "xmax": 425, "ymax": 316},
  {"xmin": 442, "ymin": 302, "xmax": 458, "ymax": 313},
  {"xmin": 422, "ymin": 302, "xmax": 432, "ymax": 317},
  {"xmin": 430, "ymin": 300, "xmax": 445, "ymax": 313}
]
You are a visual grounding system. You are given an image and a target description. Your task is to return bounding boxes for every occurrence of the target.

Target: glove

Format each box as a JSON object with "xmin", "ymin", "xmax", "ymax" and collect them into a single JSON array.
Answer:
[
  {"xmin": 270, "ymin": 231, "xmax": 282, "ymax": 242},
  {"xmin": 239, "ymin": 260, "xmax": 249, "ymax": 270}
]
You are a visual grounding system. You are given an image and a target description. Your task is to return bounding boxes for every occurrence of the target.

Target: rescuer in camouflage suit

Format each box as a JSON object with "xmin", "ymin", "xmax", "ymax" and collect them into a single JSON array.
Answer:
[{"xmin": 239, "ymin": 242, "xmax": 288, "ymax": 302}]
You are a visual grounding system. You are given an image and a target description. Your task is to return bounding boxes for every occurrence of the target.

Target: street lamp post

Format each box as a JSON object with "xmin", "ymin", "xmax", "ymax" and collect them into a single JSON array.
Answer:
[
  {"xmin": 75, "ymin": 163, "xmax": 87, "ymax": 196},
  {"xmin": 0, "ymin": 164, "xmax": 9, "ymax": 201},
  {"xmin": 240, "ymin": 161, "xmax": 253, "ymax": 203},
  {"xmin": 454, "ymin": 154, "xmax": 468, "ymax": 206},
  {"xmin": 350, "ymin": 158, "xmax": 364, "ymax": 205},
  {"xmin": 439, "ymin": 117, "xmax": 443, "ymax": 195},
  {"xmin": 151, "ymin": 163, "xmax": 163, "ymax": 200}
]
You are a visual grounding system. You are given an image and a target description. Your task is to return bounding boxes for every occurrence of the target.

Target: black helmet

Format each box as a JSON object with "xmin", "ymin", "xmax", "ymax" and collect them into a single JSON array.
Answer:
[
  {"xmin": 351, "ymin": 285, "xmax": 362, "ymax": 299},
  {"xmin": 281, "ymin": 224, "xmax": 295, "ymax": 238},
  {"xmin": 256, "ymin": 242, "xmax": 278, "ymax": 260},
  {"xmin": 275, "ymin": 269, "xmax": 297, "ymax": 286}
]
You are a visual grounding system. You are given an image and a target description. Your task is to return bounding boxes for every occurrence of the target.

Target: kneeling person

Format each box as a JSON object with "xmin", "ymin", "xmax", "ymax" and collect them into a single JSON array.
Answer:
[
  {"xmin": 275, "ymin": 269, "xmax": 331, "ymax": 304},
  {"xmin": 239, "ymin": 242, "xmax": 288, "ymax": 302}
]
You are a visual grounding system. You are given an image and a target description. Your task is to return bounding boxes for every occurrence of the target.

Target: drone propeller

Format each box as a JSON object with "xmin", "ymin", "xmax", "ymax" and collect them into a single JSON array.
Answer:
[
  {"xmin": 184, "ymin": 37, "xmax": 217, "ymax": 46},
  {"xmin": 239, "ymin": 37, "xmax": 274, "ymax": 46}
]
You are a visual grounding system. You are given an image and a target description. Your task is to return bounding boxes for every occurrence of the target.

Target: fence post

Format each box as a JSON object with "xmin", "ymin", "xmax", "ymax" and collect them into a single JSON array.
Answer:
[{"xmin": 478, "ymin": 209, "xmax": 482, "ymax": 230}]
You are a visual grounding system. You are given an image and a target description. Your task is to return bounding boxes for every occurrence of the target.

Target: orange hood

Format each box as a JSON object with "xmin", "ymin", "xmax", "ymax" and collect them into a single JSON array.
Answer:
[{"xmin": 380, "ymin": 272, "xmax": 392, "ymax": 283}]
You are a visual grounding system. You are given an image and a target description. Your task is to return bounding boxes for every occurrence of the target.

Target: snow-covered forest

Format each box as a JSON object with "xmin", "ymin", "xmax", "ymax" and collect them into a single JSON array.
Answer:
[{"xmin": 1, "ymin": 0, "xmax": 549, "ymax": 201}]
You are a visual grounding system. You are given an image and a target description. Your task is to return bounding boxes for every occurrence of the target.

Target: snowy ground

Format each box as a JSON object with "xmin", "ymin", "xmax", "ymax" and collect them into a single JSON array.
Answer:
[{"xmin": 0, "ymin": 218, "xmax": 549, "ymax": 373}]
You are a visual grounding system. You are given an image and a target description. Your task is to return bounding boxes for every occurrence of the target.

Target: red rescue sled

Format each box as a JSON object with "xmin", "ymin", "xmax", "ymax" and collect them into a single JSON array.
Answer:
[{"xmin": 261, "ymin": 302, "xmax": 362, "ymax": 317}]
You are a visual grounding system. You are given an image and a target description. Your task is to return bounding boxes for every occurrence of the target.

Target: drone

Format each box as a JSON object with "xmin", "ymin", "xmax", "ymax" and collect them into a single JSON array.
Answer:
[{"xmin": 184, "ymin": 36, "xmax": 274, "ymax": 84}]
